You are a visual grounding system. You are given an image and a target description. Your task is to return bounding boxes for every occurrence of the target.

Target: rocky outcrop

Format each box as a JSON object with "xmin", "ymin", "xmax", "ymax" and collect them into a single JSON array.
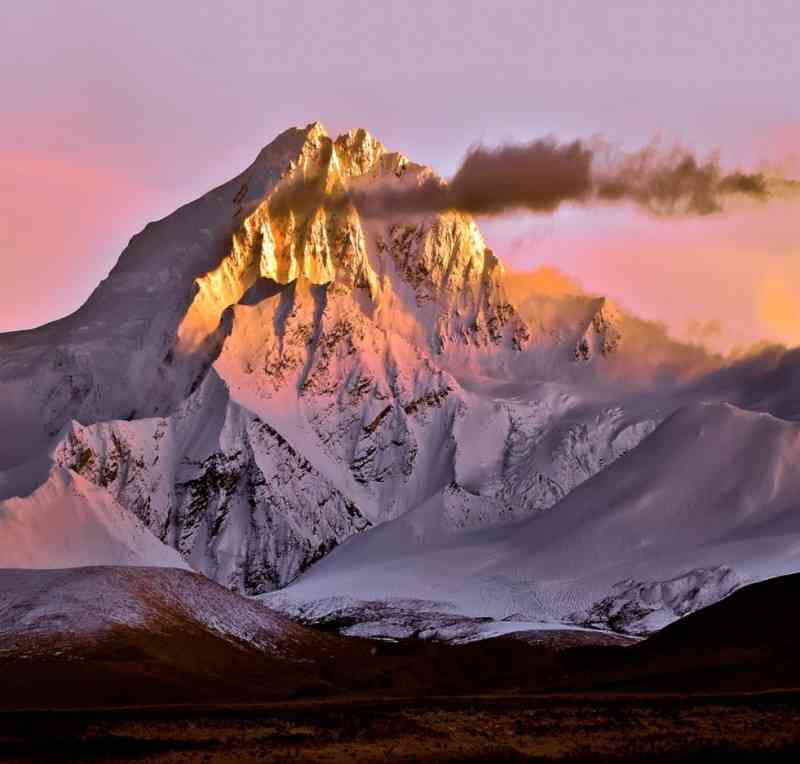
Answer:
[
  {"xmin": 571, "ymin": 567, "xmax": 740, "ymax": 635},
  {"xmin": 574, "ymin": 297, "xmax": 623, "ymax": 361},
  {"xmin": 52, "ymin": 372, "xmax": 371, "ymax": 594}
]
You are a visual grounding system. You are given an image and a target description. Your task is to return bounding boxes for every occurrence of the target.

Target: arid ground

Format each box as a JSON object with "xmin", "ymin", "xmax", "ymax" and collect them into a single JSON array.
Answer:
[{"xmin": 4, "ymin": 693, "xmax": 800, "ymax": 763}]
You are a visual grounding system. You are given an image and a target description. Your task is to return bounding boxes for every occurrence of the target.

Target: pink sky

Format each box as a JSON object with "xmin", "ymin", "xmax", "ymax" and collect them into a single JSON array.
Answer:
[{"xmin": 2, "ymin": 1, "xmax": 799, "ymax": 346}]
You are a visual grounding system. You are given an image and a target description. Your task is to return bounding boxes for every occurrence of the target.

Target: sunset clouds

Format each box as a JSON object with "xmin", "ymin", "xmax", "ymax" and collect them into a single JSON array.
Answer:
[{"xmin": 488, "ymin": 186, "xmax": 800, "ymax": 352}]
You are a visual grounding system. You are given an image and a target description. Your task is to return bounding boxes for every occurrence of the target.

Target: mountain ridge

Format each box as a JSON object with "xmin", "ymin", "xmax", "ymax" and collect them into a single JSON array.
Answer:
[{"xmin": 3, "ymin": 121, "xmax": 798, "ymax": 634}]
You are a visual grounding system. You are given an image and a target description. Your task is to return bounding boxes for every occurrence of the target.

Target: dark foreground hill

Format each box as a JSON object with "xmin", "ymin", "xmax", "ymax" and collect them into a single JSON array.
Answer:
[
  {"xmin": 5, "ymin": 567, "xmax": 800, "ymax": 710},
  {"xmin": 606, "ymin": 570, "xmax": 800, "ymax": 693},
  {"xmin": 4, "ymin": 569, "xmax": 800, "ymax": 761},
  {"xmin": 0, "ymin": 566, "xmax": 354, "ymax": 707}
]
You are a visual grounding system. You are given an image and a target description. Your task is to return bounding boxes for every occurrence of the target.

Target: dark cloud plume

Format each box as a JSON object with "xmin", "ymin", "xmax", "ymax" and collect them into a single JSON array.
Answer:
[
  {"xmin": 591, "ymin": 142, "xmax": 768, "ymax": 215},
  {"xmin": 353, "ymin": 139, "xmax": 595, "ymax": 216},
  {"xmin": 271, "ymin": 137, "xmax": 772, "ymax": 220}
]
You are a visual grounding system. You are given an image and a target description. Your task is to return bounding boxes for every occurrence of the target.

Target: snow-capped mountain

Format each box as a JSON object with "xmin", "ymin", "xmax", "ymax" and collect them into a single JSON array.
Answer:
[
  {"xmin": 2, "ymin": 122, "xmax": 533, "ymax": 591},
  {"xmin": 3, "ymin": 121, "xmax": 800, "ymax": 636}
]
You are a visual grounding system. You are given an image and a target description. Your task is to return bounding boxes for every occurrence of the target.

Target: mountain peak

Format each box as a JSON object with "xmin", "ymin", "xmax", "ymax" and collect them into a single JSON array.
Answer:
[
  {"xmin": 253, "ymin": 122, "xmax": 399, "ymax": 180},
  {"xmin": 333, "ymin": 128, "xmax": 387, "ymax": 175},
  {"xmin": 304, "ymin": 120, "xmax": 328, "ymax": 138},
  {"xmin": 248, "ymin": 121, "xmax": 330, "ymax": 176}
]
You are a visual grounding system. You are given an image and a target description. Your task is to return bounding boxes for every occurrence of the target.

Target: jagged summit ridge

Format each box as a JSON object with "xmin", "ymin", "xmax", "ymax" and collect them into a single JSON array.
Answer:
[{"xmin": 181, "ymin": 120, "xmax": 528, "ymax": 359}]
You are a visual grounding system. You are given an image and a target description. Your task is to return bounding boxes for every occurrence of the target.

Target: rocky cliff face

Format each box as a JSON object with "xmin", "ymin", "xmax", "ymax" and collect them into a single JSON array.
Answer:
[{"xmin": 51, "ymin": 371, "xmax": 371, "ymax": 592}]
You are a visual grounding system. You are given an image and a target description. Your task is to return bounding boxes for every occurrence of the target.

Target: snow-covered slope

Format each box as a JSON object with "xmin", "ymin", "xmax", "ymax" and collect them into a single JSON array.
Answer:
[
  {"xmin": 0, "ymin": 566, "xmax": 310, "ymax": 654},
  {"xmin": 268, "ymin": 402, "xmax": 800, "ymax": 635},
  {"xmin": 0, "ymin": 468, "xmax": 187, "ymax": 569}
]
